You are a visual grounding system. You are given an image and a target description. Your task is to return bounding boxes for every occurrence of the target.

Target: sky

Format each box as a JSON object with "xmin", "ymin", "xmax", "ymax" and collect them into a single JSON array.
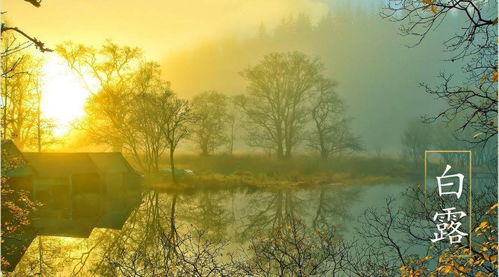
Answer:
[{"xmin": 3, "ymin": 0, "xmax": 330, "ymax": 60}]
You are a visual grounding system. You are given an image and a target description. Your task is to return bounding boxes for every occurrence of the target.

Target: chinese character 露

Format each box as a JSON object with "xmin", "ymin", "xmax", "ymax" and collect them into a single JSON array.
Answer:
[{"xmin": 431, "ymin": 207, "xmax": 468, "ymax": 244}]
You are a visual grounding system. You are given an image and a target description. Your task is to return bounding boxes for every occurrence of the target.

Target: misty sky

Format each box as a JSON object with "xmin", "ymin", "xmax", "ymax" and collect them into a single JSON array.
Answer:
[
  {"xmin": 3, "ymin": 0, "xmax": 461, "ymax": 153},
  {"xmin": 3, "ymin": 0, "xmax": 331, "ymax": 60}
]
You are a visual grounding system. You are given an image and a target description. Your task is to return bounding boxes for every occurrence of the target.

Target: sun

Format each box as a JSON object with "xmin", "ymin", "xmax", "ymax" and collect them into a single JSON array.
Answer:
[{"xmin": 41, "ymin": 55, "xmax": 97, "ymax": 137}]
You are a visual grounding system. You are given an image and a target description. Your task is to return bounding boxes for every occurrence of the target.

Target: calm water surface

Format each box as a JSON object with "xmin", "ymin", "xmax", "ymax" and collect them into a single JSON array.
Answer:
[{"xmin": 10, "ymin": 183, "xmax": 408, "ymax": 276}]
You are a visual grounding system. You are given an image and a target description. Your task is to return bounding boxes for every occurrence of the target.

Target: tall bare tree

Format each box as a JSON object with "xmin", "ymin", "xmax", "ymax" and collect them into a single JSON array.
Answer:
[
  {"xmin": 130, "ymin": 91, "xmax": 170, "ymax": 174},
  {"xmin": 190, "ymin": 91, "xmax": 228, "ymax": 156},
  {"xmin": 60, "ymin": 41, "xmax": 193, "ymax": 177},
  {"xmin": 309, "ymin": 78, "xmax": 361, "ymax": 160},
  {"xmin": 226, "ymin": 96, "xmax": 240, "ymax": 155},
  {"xmin": 239, "ymin": 51, "xmax": 323, "ymax": 159},
  {"xmin": 159, "ymin": 95, "xmax": 192, "ymax": 184},
  {"xmin": 83, "ymin": 62, "xmax": 172, "ymax": 174}
]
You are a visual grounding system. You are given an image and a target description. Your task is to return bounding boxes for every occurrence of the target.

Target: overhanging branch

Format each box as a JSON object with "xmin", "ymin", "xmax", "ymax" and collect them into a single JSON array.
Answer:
[{"xmin": 1, "ymin": 26, "xmax": 52, "ymax": 52}]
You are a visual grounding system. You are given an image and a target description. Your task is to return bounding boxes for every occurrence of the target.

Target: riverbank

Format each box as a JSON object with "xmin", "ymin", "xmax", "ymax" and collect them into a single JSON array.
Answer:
[
  {"xmin": 146, "ymin": 173, "xmax": 411, "ymax": 192},
  {"xmin": 143, "ymin": 154, "xmax": 417, "ymax": 191}
]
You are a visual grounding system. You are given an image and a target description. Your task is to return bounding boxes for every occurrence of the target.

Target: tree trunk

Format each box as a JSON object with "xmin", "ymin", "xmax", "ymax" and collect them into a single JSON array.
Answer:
[
  {"xmin": 284, "ymin": 148, "xmax": 292, "ymax": 160},
  {"xmin": 229, "ymin": 121, "xmax": 234, "ymax": 155},
  {"xmin": 200, "ymin": 137, "xmax": 210, "ymax": 156},
  {"xmin": 3, "ymin": 77, "xmax": 8, "ymax": 141},
  {"xmin": 201, "ymin": 145, "xmax": 209, "ymax": 156},
  {"xmin": 167, "ymin": 194, "xmax": 178, "ymax": 259},
  {"xmin": 37, "ymin": 91, "xmax": 41, "ymax": 152},
  {"xmin": 277, "ymin": 143, "xmax": 284, "ymax": 160},
  {"xmin": 169, "ymin": 147, "xmax": 177, "ymax": 184},
  {"xmin": 320, "ymin": 149, "xmax": 328, "ymax": 160},
  {"xmin": 320, "ymin": 137, "xmax": 328, "ymax": 160},
  {"xmin": 318, "ymin": 130, "xmax": 328, "ymax": 160}
]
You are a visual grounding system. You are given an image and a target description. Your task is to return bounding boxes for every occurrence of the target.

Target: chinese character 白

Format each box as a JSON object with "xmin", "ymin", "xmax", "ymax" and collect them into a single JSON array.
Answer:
[{"xmin": 436, "ymin": 164, "xmax": 464, "ymax": 199}]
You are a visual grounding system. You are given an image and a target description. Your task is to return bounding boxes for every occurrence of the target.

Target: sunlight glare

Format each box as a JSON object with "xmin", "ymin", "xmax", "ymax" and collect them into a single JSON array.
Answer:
[{"xmin": 41, "ymin": 56, "xmax": 97, "ymax": 137}]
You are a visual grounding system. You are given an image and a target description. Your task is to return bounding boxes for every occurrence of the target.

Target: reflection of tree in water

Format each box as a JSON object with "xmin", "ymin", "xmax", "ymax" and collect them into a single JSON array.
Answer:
[
  {"xmin": 94, "ymin": 192, "xmax": 178, "ymax": 275},
  {"xmin": 8, "ymin": 192, "xmax": 167, "ymax": 276},
  {"xmin": 93, "ymin": 192, "xmax": 239, "ymax": 276},
  {"xmin": 10, "ymin": 228, "xmax": 123, "ymax": 276},
  {"xmin": 11, "ymin": 236, "xmax": 79, "ymax": 276},
  {"xmin": 240, "ymin": 187, "xmax": 360, "ymax": 241},
  {"xmin": 102, "ymin": 191, "xmax": 353, "ymax": 276},
  {"xmin": 10, "ymin": 188, "xmax": 355, "ymax": 276},
  {"xmin": 239, "ymin": 189, "xmax": 305, "ymax": 240},
  {"xmin": 233, "ymin": 187, "xmax": 360, "ymax": 276},
  {"xmin": 179, "ymin": 190, "xmax": 233, "ymax": 241},
  {"xmin": 7, "ymin": 190, "xmax": 232, "ymax": 276},
  {"xmin": 311, "ymin": 187, "xmax": 360, "ymax": 233}
]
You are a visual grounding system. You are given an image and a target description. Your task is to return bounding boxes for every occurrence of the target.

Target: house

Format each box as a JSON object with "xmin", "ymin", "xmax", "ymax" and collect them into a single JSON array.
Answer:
[
  {"xmin": 22, "ymin": 152, "xmax": 142, "ymax": 203},
  {"xmin": 2, "ymin": 141, "xmax": 142, "ymax": 219},
  {"xmin": 23, "ymin": 152, "xmax": 104, "ymax": 214},
  {"xmin": 1, "ymin": 141, "xmax": 142, "ymax": 272},
  {"xmin": 88, "ymin": 152, "xmax": 142, "ymax": 195}
]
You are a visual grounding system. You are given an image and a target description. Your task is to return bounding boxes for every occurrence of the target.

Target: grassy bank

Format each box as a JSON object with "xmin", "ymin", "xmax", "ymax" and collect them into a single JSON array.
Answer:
[{"xmin": 144, "ymin": 154, "xmax": 417, "ymax": 190}]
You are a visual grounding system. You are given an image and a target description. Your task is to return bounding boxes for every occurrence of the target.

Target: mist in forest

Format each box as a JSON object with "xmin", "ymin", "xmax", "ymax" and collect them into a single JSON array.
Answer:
[{"xmin": 161, "ymin": 4, "xmax": 464, "ymax": 153}]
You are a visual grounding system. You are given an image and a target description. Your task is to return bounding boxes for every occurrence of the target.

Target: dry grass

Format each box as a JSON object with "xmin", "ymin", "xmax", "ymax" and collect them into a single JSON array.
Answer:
[{"xmin": 144, "ymin": 154, "xmax": 415, "ymax": 190}]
